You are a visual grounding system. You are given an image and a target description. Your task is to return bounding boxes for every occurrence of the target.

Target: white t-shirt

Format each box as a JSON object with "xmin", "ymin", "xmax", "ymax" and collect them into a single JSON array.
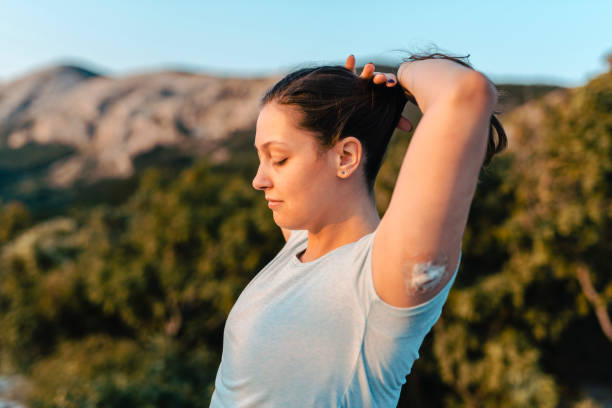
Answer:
[{"xmin": 210, "ymin": 227, "xmax": 460, "ymax": 407}]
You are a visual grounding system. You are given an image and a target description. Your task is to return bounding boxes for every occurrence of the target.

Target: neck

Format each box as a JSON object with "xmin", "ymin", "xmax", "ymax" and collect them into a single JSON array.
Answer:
[{"xmin": 298, "ymin": 193, "xmax": 380, "ymax": 263}]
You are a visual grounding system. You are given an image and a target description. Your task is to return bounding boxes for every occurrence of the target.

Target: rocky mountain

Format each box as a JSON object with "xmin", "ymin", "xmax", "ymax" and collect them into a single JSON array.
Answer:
[{"xmin": 0, "ymin": 65, "xmax": 281, "ymax": 192}]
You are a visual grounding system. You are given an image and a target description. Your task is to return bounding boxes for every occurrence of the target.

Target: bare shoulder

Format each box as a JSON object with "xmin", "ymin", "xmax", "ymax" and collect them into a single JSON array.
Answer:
[{"xmin": 281, "ymin": 227, "xmax": 291, "ymax": 242}]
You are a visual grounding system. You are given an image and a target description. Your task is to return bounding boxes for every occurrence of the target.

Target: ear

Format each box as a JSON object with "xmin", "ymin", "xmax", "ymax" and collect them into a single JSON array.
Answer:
[{"xmin": 334, "ymin": 136, "xmax": 362, "ymax": 178}]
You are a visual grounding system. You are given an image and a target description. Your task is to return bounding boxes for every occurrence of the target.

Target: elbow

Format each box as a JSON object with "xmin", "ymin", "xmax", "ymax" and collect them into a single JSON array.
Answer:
[{"xmin": 452, "ymin": 71, "xmax": 498, "ymax": 111}]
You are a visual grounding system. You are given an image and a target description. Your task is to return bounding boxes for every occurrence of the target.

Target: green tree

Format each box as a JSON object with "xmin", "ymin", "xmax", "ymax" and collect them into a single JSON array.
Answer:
[{"xmin": 0, "ymin": 200, "xmax": 31, "ymax": 246}]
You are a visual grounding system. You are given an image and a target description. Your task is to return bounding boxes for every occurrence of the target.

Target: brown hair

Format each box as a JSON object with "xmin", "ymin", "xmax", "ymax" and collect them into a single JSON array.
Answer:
[{"xmin": 261, "ymin": 53, "xmax": 507, "ymax": 195}]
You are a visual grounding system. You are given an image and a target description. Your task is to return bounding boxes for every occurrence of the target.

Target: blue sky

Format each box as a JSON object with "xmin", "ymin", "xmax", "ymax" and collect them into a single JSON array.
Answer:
[{"xmin": 1, "ymin": 0, "xmax": 611, "ymax": 86}]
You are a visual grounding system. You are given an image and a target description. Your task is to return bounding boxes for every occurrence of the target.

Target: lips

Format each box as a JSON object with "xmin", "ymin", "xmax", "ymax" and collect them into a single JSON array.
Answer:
[{"xmin": 267, "ymin": 198, "xmax": 282, "ymax": 209}]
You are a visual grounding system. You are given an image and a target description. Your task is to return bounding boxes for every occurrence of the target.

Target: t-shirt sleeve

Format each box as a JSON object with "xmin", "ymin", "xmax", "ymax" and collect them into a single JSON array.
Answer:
[{"xmin": 362, "ymin": 227, "xmax": 461, "ymax": 338}]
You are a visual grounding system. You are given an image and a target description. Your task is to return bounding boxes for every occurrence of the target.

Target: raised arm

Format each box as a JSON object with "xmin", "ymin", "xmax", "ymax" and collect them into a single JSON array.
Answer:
[{"xmin": 371, "ymin": 57, "xmax": 497, "ymax": 308}]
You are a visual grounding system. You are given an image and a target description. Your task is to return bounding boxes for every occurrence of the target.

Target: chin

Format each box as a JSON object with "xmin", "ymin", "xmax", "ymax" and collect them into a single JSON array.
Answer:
[{"xmin": 273, "ymin": 216, "xmax": 299, "ymax": 231}]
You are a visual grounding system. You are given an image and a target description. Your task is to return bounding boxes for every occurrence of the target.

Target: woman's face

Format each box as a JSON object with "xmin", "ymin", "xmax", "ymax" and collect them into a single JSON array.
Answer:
[{"xmin": 252, "ymin": 102, "xmax": 340, "ymax": 231}]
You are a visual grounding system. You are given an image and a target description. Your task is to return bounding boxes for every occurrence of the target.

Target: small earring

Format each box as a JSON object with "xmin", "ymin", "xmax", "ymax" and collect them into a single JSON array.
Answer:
[{"xmin": 341, "ymin": 171, "xmax": 345, "ymax": 175}]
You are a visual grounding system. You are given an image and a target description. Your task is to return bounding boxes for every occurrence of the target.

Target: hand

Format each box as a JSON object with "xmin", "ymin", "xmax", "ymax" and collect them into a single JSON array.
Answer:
[
  {"xmin": 345, "ymin": 54, "xmax": 413, "ymax": 132},
  {"xmin": 345, "ymin": 54, "xmax": 397, "ymax": 87}
]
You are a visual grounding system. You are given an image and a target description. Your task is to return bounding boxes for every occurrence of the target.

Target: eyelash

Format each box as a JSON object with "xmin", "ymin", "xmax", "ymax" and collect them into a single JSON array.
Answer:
[{"xmin": 273, "ymin": 158, "xmax": 287, "ymax": 166}]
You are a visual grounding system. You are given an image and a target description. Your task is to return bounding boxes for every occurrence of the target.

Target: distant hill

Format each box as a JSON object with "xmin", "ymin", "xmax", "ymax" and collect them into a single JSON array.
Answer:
[
  {"xmin": 495, "ymin": 83, "xmax": 564, "ymax": 113},
  {"xmin": 0, "ymin": 64, "xmax": 282, "ymax": 213}
]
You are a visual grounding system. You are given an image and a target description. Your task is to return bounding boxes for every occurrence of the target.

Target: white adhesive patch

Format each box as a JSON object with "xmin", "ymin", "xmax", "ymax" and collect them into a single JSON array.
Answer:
[{"xmin": 406, "ymin": 260, "xmax": 447, "ymax": 293}]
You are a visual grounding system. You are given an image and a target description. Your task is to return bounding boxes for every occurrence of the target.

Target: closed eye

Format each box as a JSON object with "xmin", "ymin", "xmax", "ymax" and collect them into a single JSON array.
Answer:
[{"xmin": 274, "ymin": 158, "xmax": 288, "ymax": 166}]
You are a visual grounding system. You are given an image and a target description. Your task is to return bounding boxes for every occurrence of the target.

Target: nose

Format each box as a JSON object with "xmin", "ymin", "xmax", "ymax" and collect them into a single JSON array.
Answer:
[{"xmin": 252, "ymin": 163, "xmax": 271, "ymax": 191}]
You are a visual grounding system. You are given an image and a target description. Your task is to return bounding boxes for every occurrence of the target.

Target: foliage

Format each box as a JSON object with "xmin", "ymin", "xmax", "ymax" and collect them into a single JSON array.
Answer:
[
  {"xmin": 26, "ymin": 335, "xmax": 217, "ymax": 408},
  {"xmin": 0, "ymin": 199, "xmax": 31, "ymax": 246}
]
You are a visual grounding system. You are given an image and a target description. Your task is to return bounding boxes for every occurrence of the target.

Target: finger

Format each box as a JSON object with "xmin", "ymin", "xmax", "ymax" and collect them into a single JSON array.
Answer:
[
  {"xmin": 397, "ymin": 116, "xmax": 413, "ymax": 132},
  {"xmin": 345, "ymin": 54, "xmax": 356, "ymax": 74},
  {"xmin": 360, "ymin": 63, "xmax": 375, "ymax": 78},
  {"xmin": 384, "ymin": 73, "xmax": 398, "ymax": 87},
  {"xmin": 372, "ymin": 73, "xmax": 388, "ymax": 85},
  {"xmin": 372, "ymin": 72, "xmax": 398, "ymax": 86}
]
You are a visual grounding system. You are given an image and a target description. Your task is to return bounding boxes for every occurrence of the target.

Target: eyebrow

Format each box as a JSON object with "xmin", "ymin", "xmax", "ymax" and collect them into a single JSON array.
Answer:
[{"xmin": 253, "ymin": 141, "xmax": 290, "ymax": 150}]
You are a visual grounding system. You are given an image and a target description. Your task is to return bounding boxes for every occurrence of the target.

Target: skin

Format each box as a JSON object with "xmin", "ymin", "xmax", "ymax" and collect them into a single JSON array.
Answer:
[{"xmin": 252, "ymin": 102, "xmax": 381, "ymax": 262}]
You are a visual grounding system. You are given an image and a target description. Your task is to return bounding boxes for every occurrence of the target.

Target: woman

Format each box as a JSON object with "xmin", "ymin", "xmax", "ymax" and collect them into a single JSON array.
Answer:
[{"xmin": 210, "ymin": 52, "xmax": 506, "ymax": 407}]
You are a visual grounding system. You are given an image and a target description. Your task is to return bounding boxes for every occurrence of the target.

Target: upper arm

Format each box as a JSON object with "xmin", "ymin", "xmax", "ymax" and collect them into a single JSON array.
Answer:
[
  {"xmin": 281, "ymin": 227, "xmax": 291, "ymax": 242},
  {"xmin": 372, "ymin": 72, "xmax": 496, "ymax": 308}
]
